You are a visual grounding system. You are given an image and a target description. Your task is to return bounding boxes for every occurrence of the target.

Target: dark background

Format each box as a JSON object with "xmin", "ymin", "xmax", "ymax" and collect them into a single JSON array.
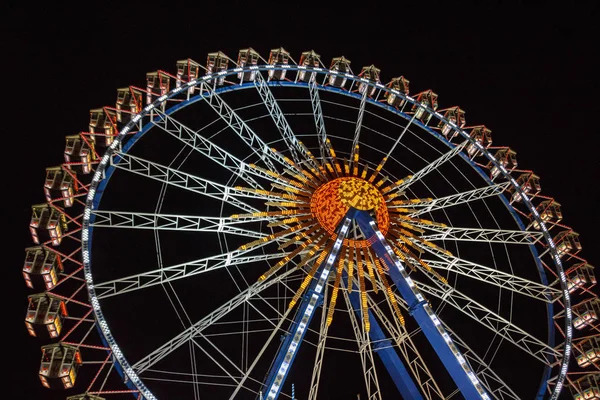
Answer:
[{"xmin": 4, "ymin": 1, "xmax": 598, "ymax": 399}]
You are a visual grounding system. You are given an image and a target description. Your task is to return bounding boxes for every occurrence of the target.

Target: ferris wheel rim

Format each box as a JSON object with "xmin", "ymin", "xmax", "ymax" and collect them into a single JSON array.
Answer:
[{"xmin": 78, "ymin": 64, "xmax": 572, "ymax": 399}]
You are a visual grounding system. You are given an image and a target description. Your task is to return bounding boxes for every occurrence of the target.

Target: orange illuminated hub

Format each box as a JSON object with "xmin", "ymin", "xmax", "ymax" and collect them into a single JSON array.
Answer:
[
  {"xmin": 310, "ymin": 177, "xmax": 389, "ymax": 246},
  {"xmin": 236, "ymin": 145, "xmax": 450, "ymax": 332}
]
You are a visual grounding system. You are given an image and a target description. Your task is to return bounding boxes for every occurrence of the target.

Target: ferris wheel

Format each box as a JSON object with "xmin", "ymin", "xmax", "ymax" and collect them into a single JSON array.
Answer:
[{"xmin": 23, "ymin": 47, "xmax": 600, "ymax": 400}]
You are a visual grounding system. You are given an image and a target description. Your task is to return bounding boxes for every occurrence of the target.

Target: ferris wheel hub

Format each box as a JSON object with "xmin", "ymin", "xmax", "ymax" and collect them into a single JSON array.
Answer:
[{"xmin": 310, "ymin": 176, "xmax": 390, "ymax": 245}]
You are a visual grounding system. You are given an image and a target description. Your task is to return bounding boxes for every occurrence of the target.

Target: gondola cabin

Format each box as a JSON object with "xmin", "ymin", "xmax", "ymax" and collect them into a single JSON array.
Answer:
[
  {"xmin": 297, "ymin": 50, "xmax": 320, "ymax": 83},
  {"xmin": 510, "ymin": 173, "xmax": 541, "ymax": 203},
  {"xmin": 64, "ymin": 134, "xmax": 95, "ymax": 174},
  {"xmin": 438, "ymin": 107, "xmax": 466, "ymax": 140},
  {"xmin": 237, "ymin": 48, "xmax": 260, "ymax": 82},
  {"xmin": 268, "ymin": 48, "xmax": 290, "ymax": 81},
  {"xmin": 573, "ymin": 299, "xmax": 600, "ymax": 330},
  {"xmin": 25, "ymin": 293, "xmax": 67, "ymax": 338},
  {"xmin": 385, "ymin": 76, "xmax": 410, "ymax": 109},
  {"xmin": 89, "ymin": 108, "xmax": 117, "ymax": 147},
  {"xmin": 465, "ymin": 125, "xmax": 492, "ymax": 157},
  {"xmin": 146, "ymin": 71, "xmax": 171, "ymax": 105},
  {"xmin": 30, "ymin": 204, "xmax": 68, "ymax": 246},
  {"xmin": 206, "ymin": 51, "xmax": 229, "ymax": 85},
  {"xmin": 531, "ymin": 199, "xmax": 562, "ymax": 229},
  {"xmin": 411, "ymin": 90, "xmax": 438, "ymax": 124},
  {"xmin": 67, "ymin": 395, "xmax": 105, "ymax": 400},
  {"xmin": 358, "ymin": 65, "xmax": 380, "ymax": 96},
  {"xmin": 39, "ymin": 344, "xmax": 82, "ymax": 389},
  {"xmin": 568, "ymin": 263, "xmax": 597, "ymax": 294},
  {"xmin": 571, "ymin": 374, "xmax": 600, "ymax": 400},
  {"xmin": 554, "ymin": 230, "xmax": 582, "ymax": 259},
  {"xmin": 23, "ymin": 246, "xmax": 63, "ymax": 290},
  {"xmin": 176, "ymin": 58, "xmax": 201, "ymax": 94},
  {"xmin": 328, "ymin": 56, "xmax": 351, "ymax": 88},
  {"xmin": 116, "ymin": 87, "xmax": 143, "ymax": 123},
  {"xmin": 488, "ymin": 148, "xmax": 517, "ymax": 180},
  {"xmin": 575, "ymin": 336, "xmax": 600, "ymax": 368},
  {"xmin": 44, "ymin": 167, "xmax": 76, "ymax": 208}
]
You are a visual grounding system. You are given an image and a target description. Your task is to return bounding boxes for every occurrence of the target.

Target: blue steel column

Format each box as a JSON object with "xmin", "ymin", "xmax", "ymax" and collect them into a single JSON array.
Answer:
[
  {"xmin": 353, "ymin": 210, "xmax": 489, "ymax": 399},
  {"xmin": 343, "ymin": 270, "xmax": 423, "ymax": 399},
  {"xmin": 261, "ymin": 212, "xmax": 355, "ymax": 400}
]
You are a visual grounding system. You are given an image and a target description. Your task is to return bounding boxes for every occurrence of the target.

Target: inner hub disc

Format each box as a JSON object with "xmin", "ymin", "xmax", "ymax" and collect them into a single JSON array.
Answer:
[{"xmin": 310, "ymin": 177, "xmax": 389, "ymax": 246}]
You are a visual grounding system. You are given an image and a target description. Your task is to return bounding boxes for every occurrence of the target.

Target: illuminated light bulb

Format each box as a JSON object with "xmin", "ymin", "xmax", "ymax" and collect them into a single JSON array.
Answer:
[{"xmin": 326, "ymin": 258, "xmax": 345, "ymax": 326}]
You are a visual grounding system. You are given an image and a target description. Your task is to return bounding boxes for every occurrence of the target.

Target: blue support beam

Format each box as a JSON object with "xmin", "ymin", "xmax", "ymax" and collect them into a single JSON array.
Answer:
[
  {"xmin": 261, "ymin": 213, "xmax": 354, "ymax": 399},
  {"xmin": 343, "ymin": 270, "xmax": 423, "ymax": 399},
  {"xmin": 353, "ymin": 210, "xmax": 488, "ymax": 399}
]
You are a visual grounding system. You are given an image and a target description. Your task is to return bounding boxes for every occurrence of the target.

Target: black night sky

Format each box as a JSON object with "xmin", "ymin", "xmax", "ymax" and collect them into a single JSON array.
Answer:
[{"xmin": 4, "ymin": 2, "xmax": 599, "ymax": 399}]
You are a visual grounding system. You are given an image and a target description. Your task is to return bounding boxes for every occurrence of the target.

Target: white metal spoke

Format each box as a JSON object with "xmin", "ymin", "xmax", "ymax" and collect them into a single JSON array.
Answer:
[
  {"xmin": 151, "ymin": 109, "xmax": 264, "ymax": 189},
  {"xmin": 190, "ymin": 335, "xmax": 245, "ymax": 389},
  {"xmin": 254, "ymin": 72, "xmax": 313, "ymax": 168},
  {"xmin": 91, "ymin": 211, "xmax": 265, "ymax": 238},
  {"xmin": 133, "ymin": 267, "xmax": 299, "ymax": 375},
  {"xmin": 112, "ymin": 152, "xmax": 275, "ymax": 213},
  {"xmin": 349, "ymin": 89, "xmax": 368, "ymax": 168},
  {"xmin": 383, "ymin": 113, "xmax": 418, "ymax": 163},
  {"xmin": 140, "ymin": 369, "xmax": 239, "ymax": 387},
  {"xmin": 416, "ymin": 280, "xmax": 560, "ymax": 364},
  {"xmin": 341, "ymin": 280, "xmax": 382, "ymax": 400},
  {"xmin": 405, "ymin": 182, "xmax": 512, "ymax": 217},
  {"xmin": 95, "ymin": 250, "xmax": 288, "ymax": 299},
  {"xmin": 410, "ymin": 242, "xmax": 560, "ymax": 302},
  {"xmin": 229, "ymin": 305, "xmax": 295, "ymax": 399},
  {"xmin": 308, "ymin": 79, "xmax": 331, "ymax": 164},
  {"xmin": 415, "ymin": 225, "xmax": 544, "ymax": 245},
  {"xmin": 198, "ymin": 81, "xmax": 290, "ymax": 173},
  {"xmin": 396, "ymin": 140, "xmax": 468, "ymax": 192}
]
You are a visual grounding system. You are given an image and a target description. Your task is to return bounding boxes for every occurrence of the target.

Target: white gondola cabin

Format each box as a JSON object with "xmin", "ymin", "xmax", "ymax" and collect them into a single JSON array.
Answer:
[
  {"xmin": 510, "ymin": 172, "xmax": 541, "ymax": 203},
  {"xmin": 358, "ymin": 65, "xmax": 380, "ymax": 96},
  {"xmin": 89, "ymin": 108, "xmax": 117, "ymax": 147},
  {"xmin": 488, "ymin": 148, "xmax": 517, "ymax": 180},
  {"xmin": 116, "ymin": 87, "xmax": 143, "ymax": 122},
  {"xmin": 575, "ymin": 336, "xmax": 600, "ymax": 368},
  {"xmin": 237, "ymin": 48, "xmax": 260, "ymax": 82},
  {"xmin": 573, "ymin": 299, "xmax": 600, "ymax": 330},
  {"xmin": 554, "ymin": 230, "xmax": 582, "ymax": 259},
  {"xmin": 571, "ymin": 373, "xmax": 600, "ymax": 400},
  {"xmin": 207, "ymin": 51, "xmax": 229, "ymax": 85},
  {"xmin": 176, "ymin": 58, "xmax": 201, "ymax": 94},
  {"xmin": 44, "ymin": 166, "xmax": 76, "ymax": 208},
  {"xmin": 411, "ymin": 90, "xmax": 438, "ymax": 124},
  {"xmin": 23, "ymin": 246, "xmax": 63, "ymax": 290},
  {"xmin": 465, "ymin": 125, "xmax": 492, "ymax": 158},
  {"xmin": 298, "ymin": 50, "xmax": 320, "ymax": 83},
  {"xmin": 25, "ymin": 293, "xmax": 67, "ymax": 338},
  {"xmin": 64, "ymin": 134, "xmax": 95, "ymax": 174},
  {"xmin": 385, "ymin": 77, "xmax": 410, "ymax": 109},
  {"xmin": 568, "ymin": 263, "xmax": 597, "ymax": 294},
  {"xmin": 39, "ymin": 343, "xmax": 82, "ymax": 389},
  {"xmin": 328, "ymin": 56, "xmax": 351, "ymax": 88},
  {"xmin": 146, "ymin": 71, "xmax": 171, "ymax": 105},
  {"xmin": 268, "ymin": 47, "xmax": 290, "ymax": 81},
  {"xmin": 531, "ymin": 199, "xmax": 562, "ymax": 229},
  {"xmin": 30, "ymin": 204, "xmax": 68, "ymax": 246},
  {"xmin": 438, "ymin": 107, "xmax": 466, "ymax": 139}
]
